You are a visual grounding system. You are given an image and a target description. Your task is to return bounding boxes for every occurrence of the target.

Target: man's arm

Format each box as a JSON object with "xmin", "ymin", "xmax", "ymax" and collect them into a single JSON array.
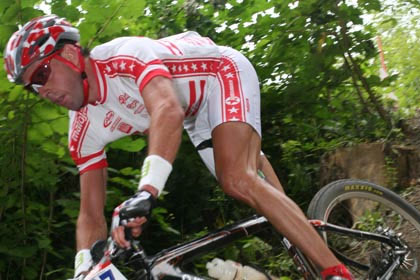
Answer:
[
  {"xmin": 74, "ymin": 168, "xmax": 108, "ymax": 277},
  {"xmin": 141, "ymin": 75, "xmax": 184, "ymax": 195},
  {"xmin": 77, "ymin": 168, "xmax": 108, "ymax": 250},
  {"xmin": 111, "ymin": 76, "xmax": 184, "ymax": 248}
]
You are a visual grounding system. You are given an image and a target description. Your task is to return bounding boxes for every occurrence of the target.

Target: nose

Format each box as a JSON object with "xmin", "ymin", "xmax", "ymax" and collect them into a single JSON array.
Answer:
[{"xmin": 38, "ymin": 88, "xmax": 59, "ymax": 103}]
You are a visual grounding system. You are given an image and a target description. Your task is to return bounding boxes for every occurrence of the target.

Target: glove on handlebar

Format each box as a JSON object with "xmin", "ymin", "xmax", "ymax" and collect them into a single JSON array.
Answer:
[
  {"xmin": 119, "ymin": 190, "xmax": 156, "ymax": 222},
  {"xmin": 111, "ymin": 190, "xmax": 156, "ymax": 243},
  {"xmin": 111, "ymin": 190, "xmax": 156, "ymax": 230}
]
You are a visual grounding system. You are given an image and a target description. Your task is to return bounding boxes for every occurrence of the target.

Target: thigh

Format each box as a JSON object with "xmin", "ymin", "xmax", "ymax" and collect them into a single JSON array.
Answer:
[
  {"xmin": 212, "ymin": 122, "xmax": 261, "ymax": 178},
  {"xmin": 185, "ymin": 46, "xmax": 262, "ymax": 177}
]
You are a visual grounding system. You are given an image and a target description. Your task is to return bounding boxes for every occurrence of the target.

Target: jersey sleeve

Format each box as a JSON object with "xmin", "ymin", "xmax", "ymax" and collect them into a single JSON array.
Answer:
[
  {"xmin": 118, "ymin": 37, "xmax": 172, "ymax": 93},
  {"xmin": 68, "ymin": 109, "xmax": 108, "ymax": 174}
]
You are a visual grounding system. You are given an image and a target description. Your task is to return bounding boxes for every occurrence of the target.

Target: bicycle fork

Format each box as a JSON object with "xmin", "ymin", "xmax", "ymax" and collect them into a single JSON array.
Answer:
[{"xmin": 281, "ymin": 237, "xmax": 319, "ymax": 280}]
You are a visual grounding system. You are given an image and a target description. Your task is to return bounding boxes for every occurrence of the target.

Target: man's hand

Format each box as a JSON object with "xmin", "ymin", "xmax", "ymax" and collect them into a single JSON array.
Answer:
[{"xmin": 111, "ymin": 190, "xmax": 156, "ymax": 248}]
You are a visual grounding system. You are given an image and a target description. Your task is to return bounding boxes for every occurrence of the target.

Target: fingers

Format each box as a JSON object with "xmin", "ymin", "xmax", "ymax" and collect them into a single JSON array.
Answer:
[
  {"xmin": 111, "ymin": 217, "xmax": 148, "ymax": 248},
  {"xmin": 112, "ymin": 226, "xmax": 131, "ymax": 248}
]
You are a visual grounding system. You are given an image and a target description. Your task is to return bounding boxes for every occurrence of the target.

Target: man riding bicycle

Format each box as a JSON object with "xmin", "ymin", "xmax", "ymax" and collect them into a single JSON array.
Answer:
[{"xmin": 4, "ymin": 15, "xmax": 353, "ymax": 280}]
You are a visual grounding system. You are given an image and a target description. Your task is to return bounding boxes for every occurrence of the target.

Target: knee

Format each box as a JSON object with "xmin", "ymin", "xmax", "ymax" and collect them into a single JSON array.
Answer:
[{"xmin": 217, "ymin": 170, "xmax": 258, "ymax": 204}]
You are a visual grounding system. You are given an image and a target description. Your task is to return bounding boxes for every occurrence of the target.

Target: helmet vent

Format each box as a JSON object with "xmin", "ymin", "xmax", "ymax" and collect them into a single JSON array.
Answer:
[
  {"xmin": 27, "ymin": 33, "xmax": 49, "ymax": 56},
  {"xmin": 45, "ymin": 19, "xmax": 55, "ymax": 28},
  {"xmin": 37, "ymin": 33, "xmax": 50, "ymax": 47}
]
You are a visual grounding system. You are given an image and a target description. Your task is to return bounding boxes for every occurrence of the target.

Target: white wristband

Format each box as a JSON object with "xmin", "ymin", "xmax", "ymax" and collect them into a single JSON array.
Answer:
[
  {"xmin": 139, "ymin": 155, "xmax": 172, "ymax": 196},
  {"xmin": 74, "ymin": 249, "xmax": 92, "ymax": 277}
]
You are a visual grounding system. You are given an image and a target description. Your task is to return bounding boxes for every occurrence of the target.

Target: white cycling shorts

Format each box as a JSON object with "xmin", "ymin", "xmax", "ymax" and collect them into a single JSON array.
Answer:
[{"xmin": 183, "ymin": 46, "xmax": 262, "ymax": 176}]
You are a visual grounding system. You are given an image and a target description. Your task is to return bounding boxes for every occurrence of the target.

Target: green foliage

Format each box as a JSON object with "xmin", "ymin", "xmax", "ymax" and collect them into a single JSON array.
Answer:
[
  {"xmin": 0, "ymin": 0, "xmax": 417, "ymax": 279},
  {"xmin": 372, "ymin": 3, "xmax": 420, "ymax": 116}
]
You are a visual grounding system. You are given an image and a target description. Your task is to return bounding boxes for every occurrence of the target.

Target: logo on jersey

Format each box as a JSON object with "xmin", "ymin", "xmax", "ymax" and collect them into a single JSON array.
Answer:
[
  {"xmin": 71, "ymin": 107, "xmax": 89, "ymax": 143},
  {"xmin": 104, "ymin": 112, "xmax": 133, "ymax": 135},
  {"xmin": 118, "ymin": 93, "xmax": 146, "ymax": 115},
  {"xmin": 69, "ymin": 107, "xmax": 90, "ymax": 158},
  {"xmin": 117, "ymin": 122, "xmax": 132, "ymax": 134},
  {"xmin": 104, "ymin": 111, "xmax": 114, "ymax": 128}
]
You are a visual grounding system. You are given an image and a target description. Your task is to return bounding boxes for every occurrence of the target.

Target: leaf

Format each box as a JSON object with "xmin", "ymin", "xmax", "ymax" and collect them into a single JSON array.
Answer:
[
  {"xmin": 37, "ymin": 237, "xmax": 51, "ymax": 249},
  {"xmin": 0, "ymin": 245, "xmax": 37, "ymax": 258},
  {"xmin": 0, "ymin": 25, "xmax": 17, "ymax": 49},
  {"xmin": 120, "ymin": 0, "xmax": 146, "ymax": 18},
  {"xmin": 41, "ymin": 142, "xmax": 66, "ymax": 157},
  {"xmin": 152, "ymin": 207, "xmax": 180, "ymax": 235},
  {"xmin": 120, "ymin": 167, "xmax": 140, "ymax": 176},
  {"xmin": 109, "ymin": 136, "xmax": 146, "ymax": 152},
  {"xmin": 21, "ymin": 7, "xmax": 43, "ymax": 22},
  {"xmin": 366, "ymin": 75, "xmax": 381, "ymax": 86},
  {"xmin": 78, "ymin": 22, "xmax": 98, "ymax": 45},
  {"xmin": 2, "ymin": 4, "xmax": 20, "ymax": 23},
  {"xmin": 7, "ymin": 85, "xmax": 23, "ymax": 101},
  {"xmin": 0, "ymin": 0, "xmax": 11, "ymax": 15},
  {"xmin": 50, "ymin": 116, "xmax": 69, "ymax": 135}
]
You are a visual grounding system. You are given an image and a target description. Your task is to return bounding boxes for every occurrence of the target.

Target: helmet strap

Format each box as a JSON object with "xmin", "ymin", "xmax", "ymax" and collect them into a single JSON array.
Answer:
[{"xmin": 77, "ymin": 47, "xmax": 90, "ymax": 107}]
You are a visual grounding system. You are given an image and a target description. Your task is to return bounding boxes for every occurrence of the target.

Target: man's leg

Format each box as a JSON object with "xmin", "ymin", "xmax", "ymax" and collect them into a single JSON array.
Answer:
[
  {"xmin": 212, "ymin": 122, "xmax": 339, "ymax": 270},
  {"xmin": 258, "ymin": 154, "xmax": 284, "ymax": 193}
]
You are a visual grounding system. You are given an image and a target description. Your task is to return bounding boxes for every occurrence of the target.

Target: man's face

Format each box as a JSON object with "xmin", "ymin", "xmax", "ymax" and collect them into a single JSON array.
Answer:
[{"xmin": 22, "ymin": 45, "xmax": 85, "ymax": 111}]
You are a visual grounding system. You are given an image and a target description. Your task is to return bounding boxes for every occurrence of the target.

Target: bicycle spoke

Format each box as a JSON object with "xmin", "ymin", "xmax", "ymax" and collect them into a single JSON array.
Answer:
[
  {"xmin": 308, "ymin": 180, "xmax": 420, "ymax": 280},
  {"xmin": 324, "ymin": 197, "xmax": 419, "ymax": 279}
]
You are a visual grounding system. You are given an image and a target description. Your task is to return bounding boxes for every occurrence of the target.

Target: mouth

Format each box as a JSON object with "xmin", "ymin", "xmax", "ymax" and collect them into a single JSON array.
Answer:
[{"xmin": 56, "ymin": 95, "xmax": 66, "ymax": 106}]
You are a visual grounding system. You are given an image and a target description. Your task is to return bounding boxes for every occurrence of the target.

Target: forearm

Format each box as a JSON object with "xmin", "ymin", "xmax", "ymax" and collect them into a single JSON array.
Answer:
[
  {"xmin": 141, "ymin": 76, "xmax": 184, "ymax": 196},
  {"xmin": 147, "ymin": 105, "xmax": 183, "ymax": 163},
  {"xmin": 77, "ymin": 169, "xmax": 108, "ymax": 250}
]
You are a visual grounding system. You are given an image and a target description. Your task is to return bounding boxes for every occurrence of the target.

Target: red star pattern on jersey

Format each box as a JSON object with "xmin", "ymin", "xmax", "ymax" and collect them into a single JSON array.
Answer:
[
  {"xmin": 93, "ymin": 55, "xmax": 172, "ymax": 103},
  {"xmin": 218, "ymin": 56, "xmax": 245, "ymax": 122},
  {"xmin": 95, "ymin": 55, "xmax": 150, "ymax": 79},
  {"xmin": 164, "ymin": 59, "xmax": 220, "ymax": 77}
]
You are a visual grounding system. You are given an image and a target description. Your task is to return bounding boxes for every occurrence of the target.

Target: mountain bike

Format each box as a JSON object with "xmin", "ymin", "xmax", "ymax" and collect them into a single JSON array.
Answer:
[{"xmin": 83, "ymin": 179, "xmax": 420, "ymax": 280}]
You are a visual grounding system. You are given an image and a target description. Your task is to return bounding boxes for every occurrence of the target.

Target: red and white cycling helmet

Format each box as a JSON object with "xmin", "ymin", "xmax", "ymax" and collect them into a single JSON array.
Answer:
[{"xmin": 4, "ymin": 14, "xmax": 80, "ymax": 84}]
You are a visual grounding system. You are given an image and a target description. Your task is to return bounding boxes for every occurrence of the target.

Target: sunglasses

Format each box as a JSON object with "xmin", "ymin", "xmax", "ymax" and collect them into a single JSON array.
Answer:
[
  {"xmin": 24, "ymin": 53, "xmax": 58, "ymax": 93},
  {"xmin": 24, "ymin": 48, "xmax": 84, "ymax": 94}
]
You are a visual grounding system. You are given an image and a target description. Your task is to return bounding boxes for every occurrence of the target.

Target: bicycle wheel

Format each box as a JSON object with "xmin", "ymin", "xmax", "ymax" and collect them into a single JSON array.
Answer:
[{"xmin": 307, "ymin": 179, "xmax": 420, "ymax": 279}]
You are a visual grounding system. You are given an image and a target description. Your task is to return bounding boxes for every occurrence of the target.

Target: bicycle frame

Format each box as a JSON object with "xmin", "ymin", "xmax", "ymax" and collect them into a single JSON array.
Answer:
[
  {"xmin": 86, "ymin": 215, "xmax": 405, "ymax": 280},
  {"xmin": 146, "ymin": 215, "xmax": 317, "ymax": 280}
]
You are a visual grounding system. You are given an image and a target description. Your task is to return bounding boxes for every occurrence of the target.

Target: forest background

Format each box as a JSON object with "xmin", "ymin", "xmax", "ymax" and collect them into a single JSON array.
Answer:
[{"xmin": 0, "ymin": 0, "xmax": 420, "ymax": 279}]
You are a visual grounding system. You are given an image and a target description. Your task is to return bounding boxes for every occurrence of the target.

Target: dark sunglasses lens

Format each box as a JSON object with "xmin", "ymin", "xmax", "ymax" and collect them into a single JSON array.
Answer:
[{"xmin": 31, "ymin": 63, "xmax": 51, "ymax": 85}]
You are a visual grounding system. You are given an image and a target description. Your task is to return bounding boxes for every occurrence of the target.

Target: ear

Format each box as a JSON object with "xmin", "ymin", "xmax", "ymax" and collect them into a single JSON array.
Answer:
[{"xmin": 60, "ymin": 44, "xmax": 80, "ymax": 66}]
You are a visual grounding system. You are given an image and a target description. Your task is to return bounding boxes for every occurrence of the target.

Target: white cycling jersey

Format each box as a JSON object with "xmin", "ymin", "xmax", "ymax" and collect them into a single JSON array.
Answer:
[{"xmin": 68, "ymin": 31, "xmax": 261, "ymax": 175}]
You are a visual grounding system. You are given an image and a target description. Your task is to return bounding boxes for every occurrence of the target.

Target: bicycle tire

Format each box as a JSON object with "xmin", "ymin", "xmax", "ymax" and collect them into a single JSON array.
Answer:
[{"xmin": 307, "ymin": 179, "xmax": 420, "ymax": 279}]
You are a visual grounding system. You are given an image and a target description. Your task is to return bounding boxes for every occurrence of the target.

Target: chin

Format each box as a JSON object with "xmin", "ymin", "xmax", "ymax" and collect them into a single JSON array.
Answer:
[{"xmin": 66, "ymin": 104, "xmax": 81, "ymax": 111}]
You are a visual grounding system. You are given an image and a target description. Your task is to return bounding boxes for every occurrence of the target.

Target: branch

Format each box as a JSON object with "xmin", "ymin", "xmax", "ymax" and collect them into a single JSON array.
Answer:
[
  {"xmin": 20, "ymin": 92, "xmax": 30, "ymax": 280},
  {"xmin": 336, "ymin": 12, "xmax": 392, "ymax": 128},
  {"xmin": 39, "ymin": 191, "xmax": 54, "ymax": 280},
  {"xmin": 87, "ymin": 1, "xmax": 126, "ymax": 49},
  {"xmin": 346, "ymin": 51, "xmax": 392, "ymax": 127},
  {"xmin": 342, "ymin": 54, "xmax": 373, "ymax": 115}
]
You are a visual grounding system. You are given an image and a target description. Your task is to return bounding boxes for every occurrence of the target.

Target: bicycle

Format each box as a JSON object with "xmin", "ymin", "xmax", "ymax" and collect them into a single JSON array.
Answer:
[{"xmin": 83, "ymin": 179, "xmax": 420, "ymax": 280}]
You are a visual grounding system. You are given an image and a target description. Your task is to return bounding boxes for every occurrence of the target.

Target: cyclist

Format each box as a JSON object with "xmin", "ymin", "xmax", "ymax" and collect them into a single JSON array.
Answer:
[{"xmin": 4, "ymin": 15, "xmax": 353, "ymax": 280}]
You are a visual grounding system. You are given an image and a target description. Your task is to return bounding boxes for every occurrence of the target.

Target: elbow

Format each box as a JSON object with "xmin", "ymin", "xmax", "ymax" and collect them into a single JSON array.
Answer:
[
  {"xmin": 160, "ymin": 101, "xmax": 185, "ymax": 126},
  {"xmin": 170, "ymin": 104, "xmax": 185, "ymax": 126}
]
